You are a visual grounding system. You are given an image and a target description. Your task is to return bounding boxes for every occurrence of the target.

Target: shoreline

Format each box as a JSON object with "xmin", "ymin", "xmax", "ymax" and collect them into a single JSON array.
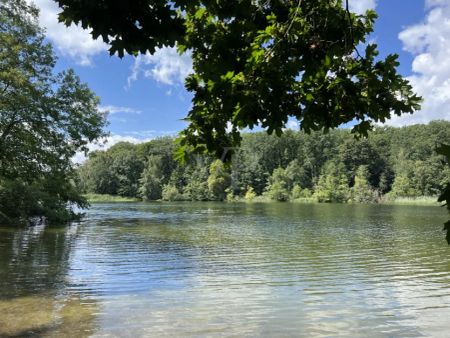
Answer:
[{"xmin": 85, "ymin": 194, "xmax": 441, "ymax": 206}]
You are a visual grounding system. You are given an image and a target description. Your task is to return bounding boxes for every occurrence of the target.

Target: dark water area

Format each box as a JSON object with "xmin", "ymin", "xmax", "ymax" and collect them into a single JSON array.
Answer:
[{"xmin": 0, "ymin": 202, "xmax": 449, "ymax": 337}]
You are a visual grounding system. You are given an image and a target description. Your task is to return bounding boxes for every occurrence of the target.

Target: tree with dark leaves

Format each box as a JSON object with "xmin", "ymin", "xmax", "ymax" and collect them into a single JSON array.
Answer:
[
  {"xmin": 0, "ymin": 0, "xmax": 106, "ymax": 224},
  {"xmin": 54, "ymin": 0, "xmax": 421, "ymax": 159}
]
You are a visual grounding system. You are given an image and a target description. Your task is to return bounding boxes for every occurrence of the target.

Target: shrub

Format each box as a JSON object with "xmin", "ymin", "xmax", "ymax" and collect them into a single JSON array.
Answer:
[
  {"xmin": 244, "ymin": 186, "xmax": 257, "ymax": 201},
  {"xmin": 161, "ymin": 184, "xmax": 182, "ymax": 201}
]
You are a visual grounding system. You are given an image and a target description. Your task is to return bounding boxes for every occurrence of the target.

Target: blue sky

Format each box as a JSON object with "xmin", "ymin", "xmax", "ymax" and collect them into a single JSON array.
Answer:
[
  {"xmin": 54, "ymin": 46, "xmax": 192, "ymax": 141},
  {"xmin": 33, "ymin": 0, "xmax": 450, "ymax": 152}
]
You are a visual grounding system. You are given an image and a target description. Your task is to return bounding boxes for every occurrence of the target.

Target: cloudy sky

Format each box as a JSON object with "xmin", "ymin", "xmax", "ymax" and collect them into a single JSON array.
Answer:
[{"xmin": 32, "ymin": 0, "xmax": 450, "ymax": 150}]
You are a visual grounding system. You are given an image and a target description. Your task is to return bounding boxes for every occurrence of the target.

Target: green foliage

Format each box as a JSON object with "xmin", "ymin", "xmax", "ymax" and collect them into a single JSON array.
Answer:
[
  {"xmin": 78, "ymin": 152, "xmax": 118, "ymax": 195},
  {"xmin": 207, "ymin": 160, "xmax": 231, "ymax": 201},
  {"xmin": 244, "ymin": 186, "xmax": 257, "ymax": 201},
  {"xmin": 292, "ymin": 185, "xmax": 303, "ymax": 200},
  {"xmin": 266, "ymin": 168, "xmax": 290, "ymax": 202},
  {"xmin": 112, "ymin": 145, "xmax": 144, "ymax": 197},
  {"xmin": 389, "ymin": 156, "xmax": 419, "ymax": 198},
  {"xmin": 292, "ymin": 185, "xmax": 312, "ymax": 200},
  {"xmin": 77, "ymin": 122, "xmax": 450, "ymax": 212},
  {"xmin": 411, "ymin": 158, "xmax": 449, "ymax": 196},
  {"xmin": 437, "ymin": 144, "xmax": 450, "ymax": 244},
  {"xmin": 54, "ymin": 0, "xmax": 185, "ymax": 57},
  {"xmin": 390, "ymin": 174, "xmax": 418, "ymax": 198},
  {"xmin": 285, "ymin": 160, "xmax": 310, "ymax": 191},
  {"xmin": 161, "ymin": 184, "xmax": 183, "ymax": 201},
  {"xmin": 0, "ymin": 173, "xmax": 87, "ymax": 224},
  {"xmin": 0, "ymin": 0, "xmax": 106, "ymax": 224},
  {"xmin": 230, "ymin": 137, "xmax": 268, "ymax": 195},
  {"xmin": 183, "ymin": 159, "xmax": 209, "ymax": 201},
  {"xmin": 351, "ymin": 166, "xmax": 378, "ymax": 203},
  {"xmin": 56, "ymin": 0, "xmax": 421, "ymax": 159},
  {"xmin": 314, "ymin": 161, "xmax": 351, "ymax": 203},
  {"xmin": 78, "ymin": 143, "xmax": 145, "ymax": 197},
  {"xmin": 184, "ymin": 180, "xmax": 209, "ymax": 201},
  {"xmin": 340, "ymin": 138, "xmax": 384, "ymax": 187},
  {"xmin": 225, "ymin": 188, "xmax": 235, "ymax": 202},
  {"xmin": 139, "ymin": 155, "xmax": 165, "ymax": 200}
]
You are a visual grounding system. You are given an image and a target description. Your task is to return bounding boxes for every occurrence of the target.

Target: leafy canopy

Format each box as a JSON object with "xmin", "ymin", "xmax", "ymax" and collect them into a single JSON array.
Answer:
[
  {"xmin": 437, "ymin": 145, "xmax": 450, "ymax": 244},
  {"xmin": 0, "ymin": 0, "xmax": 106, "ymax": 223},
  {"xmin": 55, "ymin": 0, "xmax": 421, "ymax": 159}
]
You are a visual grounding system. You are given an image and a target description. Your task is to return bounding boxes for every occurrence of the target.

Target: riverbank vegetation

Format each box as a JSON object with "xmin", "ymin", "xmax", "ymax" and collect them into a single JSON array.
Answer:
[
  {"xmin": 77, "ymin": 121, "xmax": 450, "ymax": 205},
  {"xmin": 84, "ymin": 194, "xmax": 141, "ymax": 203},
  {"xmin": 0, "ymin": 1, "xmax": 106, "ymax": 224}
]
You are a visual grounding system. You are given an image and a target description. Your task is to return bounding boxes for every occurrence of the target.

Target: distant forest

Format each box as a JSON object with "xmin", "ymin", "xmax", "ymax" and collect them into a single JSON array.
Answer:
[{"xmin": 77, "ymin": 121, "xmax": 450, "ymax": 203}]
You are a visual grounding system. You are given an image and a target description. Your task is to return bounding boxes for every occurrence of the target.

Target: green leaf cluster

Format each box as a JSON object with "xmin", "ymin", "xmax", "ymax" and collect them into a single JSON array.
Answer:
[
  {"xmin": 0, "ymin": 0, "xmax": 106, "ymax": 224},
  {"xmin": 56, "ymin": 0, "xmax": 421, "ymax": 158},
  {"xmin": 265, "ymin": 168, "xmax": 290, "ymax": 202},
  {"xmin": 351, "ymin": 165, "xmax": 378, "ymax": 203},
  {"xmin": 437, "ymin": 144, "xmax": 450, "ymax": 244},
  {"xmin": 313, "ymin": 161, "xmax": 351, "ymax": 203},
  {"xmin": 207, "ymin": 159, "xmax": 231, "ymax": 201}
]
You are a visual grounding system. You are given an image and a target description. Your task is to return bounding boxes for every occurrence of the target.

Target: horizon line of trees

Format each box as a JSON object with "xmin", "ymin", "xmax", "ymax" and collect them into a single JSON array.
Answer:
[{"xmin": 77, "ymin": 120, "xmax": 450, "ymax": 203}]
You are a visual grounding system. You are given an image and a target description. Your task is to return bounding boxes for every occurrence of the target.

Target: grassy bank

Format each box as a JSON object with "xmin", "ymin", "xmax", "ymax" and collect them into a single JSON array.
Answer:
[
  {"xmin": 381, "ymin": 196, "xmax": 440, "ymax": 206},
  {"xmin": 84, "ymin": 194, "xmax": 141, "ymax": 203},
  {"xmin": 83, "ymin": 193, "xmax": 440, "ymax": 206},
  {"xmin": 229, "ymin": 196, "xmax": 318, "ymax": 203},
  {"xmin": 234, "ymin": 196, "xmax": 440, "ymax": 205}
]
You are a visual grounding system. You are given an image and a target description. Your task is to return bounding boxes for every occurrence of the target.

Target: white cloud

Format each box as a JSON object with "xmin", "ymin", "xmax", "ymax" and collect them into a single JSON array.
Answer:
[
  {"xmin": 31, "ymin": 0, "xmax": 107, "ymax": 65},
  {"xmin": 347, "ymin": 0, "xmax": 377, "ymax": 15},
  {"xmin": 387, "ymin": 0, "xmax": 450, "ymax": 126},
  {"xmin": 98, "ymin": 105, "xmax": 142, "ymax": 115},
  {"xmin": 128, "ymin": 47, "xmax": 193, "ymax": 86}
]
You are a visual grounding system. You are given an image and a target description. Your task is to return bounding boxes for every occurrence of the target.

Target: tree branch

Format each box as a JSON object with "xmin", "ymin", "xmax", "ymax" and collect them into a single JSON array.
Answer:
[{"xmin": 345, "ymin": 0, "xmax": 362, "ymax": 58}]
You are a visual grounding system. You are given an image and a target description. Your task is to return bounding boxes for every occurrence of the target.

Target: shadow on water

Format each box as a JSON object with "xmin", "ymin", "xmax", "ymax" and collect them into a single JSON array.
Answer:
[{"xmin": 0, "ymin": 223, "xmax": 99, "ymax": 337}]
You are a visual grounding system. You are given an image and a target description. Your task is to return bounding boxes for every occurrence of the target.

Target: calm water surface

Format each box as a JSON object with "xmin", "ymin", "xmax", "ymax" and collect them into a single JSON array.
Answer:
[{"xmin": 0, "ymin": 202, "xmax": 449, "ymax": 337}]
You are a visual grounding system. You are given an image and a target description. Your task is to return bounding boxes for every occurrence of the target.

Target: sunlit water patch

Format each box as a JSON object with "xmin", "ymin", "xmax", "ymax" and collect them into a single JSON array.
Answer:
[{"xmin": 0, "ymin": 202, "xmax": 449, "ymax": 337}]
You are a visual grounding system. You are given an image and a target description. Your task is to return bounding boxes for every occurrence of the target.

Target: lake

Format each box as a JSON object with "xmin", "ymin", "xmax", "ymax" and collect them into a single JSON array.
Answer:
[{"xmin": 0, "ymin": 202, "xmax": 449, "ymax": 337}]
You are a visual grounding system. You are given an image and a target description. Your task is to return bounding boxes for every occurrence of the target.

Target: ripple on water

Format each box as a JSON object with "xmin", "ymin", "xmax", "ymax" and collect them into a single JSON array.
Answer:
[{"xmin": 0, "ymin": 202, "xmax": 449, "ymax": 337}]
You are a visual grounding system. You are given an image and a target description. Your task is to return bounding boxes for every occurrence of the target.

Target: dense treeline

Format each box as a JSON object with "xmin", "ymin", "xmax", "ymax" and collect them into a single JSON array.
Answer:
[{"xmin": 78, "ymin": 121, "xmax": 450, "ymax": 203}]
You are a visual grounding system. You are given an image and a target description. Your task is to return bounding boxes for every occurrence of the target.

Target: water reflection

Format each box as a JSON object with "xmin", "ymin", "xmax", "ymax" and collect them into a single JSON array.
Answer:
[
  {"xmin": 0, "ymin": 223, "xmax": 86, "ymax": 298},
  {"xmin": 0, "ymin": 224, "xmax": 99, "ymax": 337},
  {"xmin": 0, "ymin": 202, "xmax": 449, "ymax": 337}
]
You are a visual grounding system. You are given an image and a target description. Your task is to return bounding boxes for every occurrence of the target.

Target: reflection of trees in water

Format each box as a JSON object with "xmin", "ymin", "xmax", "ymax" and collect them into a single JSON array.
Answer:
[
  {"xmin": 0, "ymin": 224, "xmax": 99, "ymax": 337},
  {"xmin": 0, "ymin": 224, "xmax": 77, "ymax": 298}
]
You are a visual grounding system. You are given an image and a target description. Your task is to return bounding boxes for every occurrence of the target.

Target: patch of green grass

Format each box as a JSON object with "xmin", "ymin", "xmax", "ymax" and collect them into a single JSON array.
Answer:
[
  {"xmin": 291, "ymin": 197, "xmax": 318, "ymax": 203},
  {"xmin": 82, "ymin": 194, "xmax": 441, "ymax": 205},
  {"xmin": 383, "ymin": 196, "xmax": 440, "ymax": 206},
  {"xmin": 227, "ymin": 195, "xmax": 271, "ymax": 203},
  {"xmin": 228, "ymin": 196, "xmax": 318, "ymax": 203},
  {"xmin": 83, "ymin": 194, "xmax": 141, "ymax": 203},
  {"xmin": 229, "ymin": 195, "xmax": 440, "ymax": 206}
]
